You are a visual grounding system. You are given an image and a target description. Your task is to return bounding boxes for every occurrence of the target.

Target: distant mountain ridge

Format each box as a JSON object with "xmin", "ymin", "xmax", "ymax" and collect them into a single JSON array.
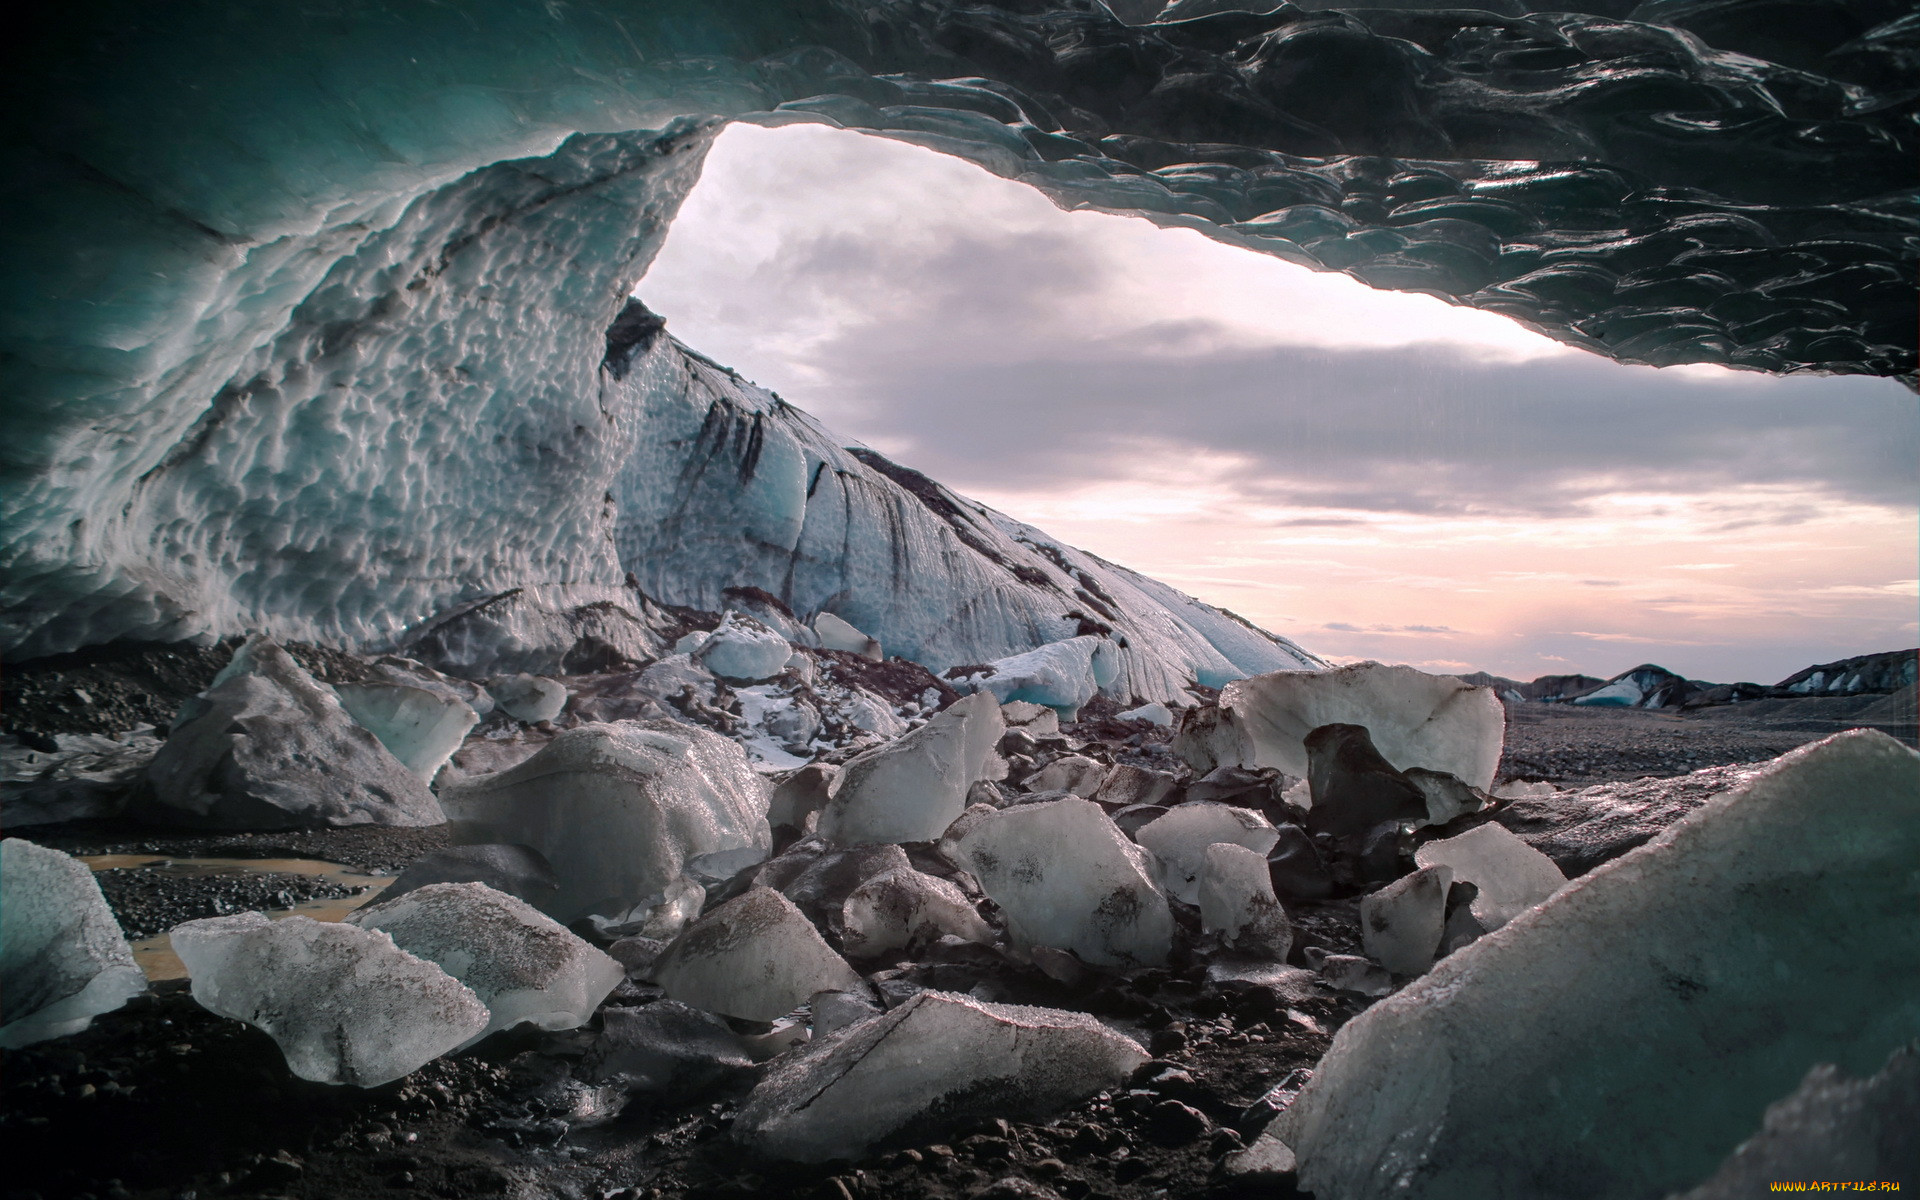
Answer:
[{"xmin": 1460, "ymin": 649, "xmax": 1919, "ymax": 711}]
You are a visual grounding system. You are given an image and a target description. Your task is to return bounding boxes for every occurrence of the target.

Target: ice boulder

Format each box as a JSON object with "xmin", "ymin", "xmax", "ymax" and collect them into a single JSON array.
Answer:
[
  {"xmin": 734, "ymin": 989, "xmax": 1148, "ymax": 1161},
  {"xmin": 818, "ymin": 693, "xmax": 1004, "ymax": 845},
  {"xmin": 1275, "ymin": 730, "xmax": 1920, "ymax": 1200},
  {"xmin": 1135, "ymin": 803, "xmax": 1280, "ymax": 904},
  {"xmin": 0, "ymin": 839, "xmax": 147, "ymax": 1048},
  {"xmin": 486, "ymin": 673, "xmax": 568, "ymax": 724},
  {"xmin": 140, "ymin": 636, "xmax": 444, "ymax": 829},
  {"xmin": 1359, "ymin": 864, "xmax": 1452, "ymax": 976},
  {"xmin": 171, "ymin": 913, "xmax": 488, "ymax": 1086},
  {"xmin": 1000, "ymin": 701, "xmax": 1061, "ymax": 739},
  {"xmin": 1224, "ymin": 663, "xmax": 1504, "ymax": 790},
  {"xmin": 814, "ymin": 612, "xmax": 882, "ymax": 661},
  {"xmin": 1115, "ymin": 702, "xmax": 1175, "ymax": 727},
  {"xmin": 767, "ymin": 763, "xmax": 838, "ymax": 832},
  {"xmin": 1198, "ymin": 843, "xmax": 1292, "ymax": 959},
  {"xmin": 951, "ymin": 797, "xmax": 1173, "ymax": 967},
  {"xmin": 1674, "ymin": 1042, "xmax": 1920, "ymax": 1199},
  {"xmin": 347, "ymin": 882, "xmax": 622, "ymax": 1045},
  {"xmin": 695, "ymin": 612, "xmax": 793, "ymax": 684},
  {"xmin": 841, "ymin": 868, "xmax": 993, "ymax": 959},
  {"xmin": 1414, "ymin": 822, "xmax": 1566, "ymax": 931},
  {"xmin": 1091, "ymin": 763, "xmax": 1180, "ymax": 808},
  {"xmin": 652, "ymin": 888, "xmax": 863, "ymax": 1022},
  {"xmin": 380, "ymin": 843, "xmax": 561, "ymax": 908},
  {"xmin": 334, "ymin": 666, "xmax": 480, "ymax": 782},
  {"xmin": 1405, "ymin": 767, "xmax": 1488, "ymax": 827},
  {"xmin": 1026, "ymin": 754, "xmax": 1106, "ymax": 797},
  {"xmin": 951, "ymin": 636, "xmax": 1119, "ymax": 717},
  {"xmin": 439, "ymin": 720, "xmax": 770, "ymax": 923}
]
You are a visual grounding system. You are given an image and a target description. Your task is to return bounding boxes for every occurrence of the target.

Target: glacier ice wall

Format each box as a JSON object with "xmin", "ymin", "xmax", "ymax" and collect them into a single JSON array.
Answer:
[
  {"xmin": 3, "ymin": 0, "xmax": 1912, "ymax": 661},
  {"xmin": 609, "ymin": 332, "xmax": 1320, "ymax": 702}
]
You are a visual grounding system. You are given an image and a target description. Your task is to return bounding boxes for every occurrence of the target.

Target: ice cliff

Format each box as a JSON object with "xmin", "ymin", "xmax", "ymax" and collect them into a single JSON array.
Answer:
[{"xmin": 3, "ymin": 0, "xmax": 1912, "ymax": 672}]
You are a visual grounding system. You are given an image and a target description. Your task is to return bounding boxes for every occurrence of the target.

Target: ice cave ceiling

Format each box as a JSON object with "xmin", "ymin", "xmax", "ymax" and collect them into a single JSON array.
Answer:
[{"xmin": 1, "ymin": 0, "xmax": 1914, "ymax": 668}]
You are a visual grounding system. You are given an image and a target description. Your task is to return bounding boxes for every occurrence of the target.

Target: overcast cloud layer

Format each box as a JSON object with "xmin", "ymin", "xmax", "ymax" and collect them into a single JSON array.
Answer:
[{"xmin": 639, "ymin": 123, "xmax": 1917, "ymax": 684}]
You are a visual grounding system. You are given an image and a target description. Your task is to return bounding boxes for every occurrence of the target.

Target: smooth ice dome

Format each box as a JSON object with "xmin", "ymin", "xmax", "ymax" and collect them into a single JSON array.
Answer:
[
  {"xmin": 486, "ymin": 673, "xmax": 568, "ymax": 724},
  {"xmin": 1135, "ymin": 803, "xmax": 1280, "ymax": 905},
  {"xmin": 1414, "ymin": 822, "xmax": 1566, "ymax": 931},
  {"xmin": 840, "ymin": 867, "xmax": 993, "ymax": 959},
  {"xmin": 734, "ymin": 989, "xmax": 1148, "ymax": 1162},
  {"xmin": 814, "ymin": 612, "xmax": 881, "ymax": 661},
  {"xmin": 817, "ymin": 692, "xmax": 1004, "ymax": 845},
  {"xmin": 347, "ymin": 882, "xmax": 623, "ymax": 1045},
  {"xmin": 952, "ymin": 797, "xmax": 1173, "ymax": 967},
  {"xmin": 440, "ymin": 720, "xmax": 770, "ymax": 922},
  {"xmin": 334, "ymin": 666, "xmax": 480, "ymax": 782},
  {"xmin": 0, "ymin": 839, "xmax": 147, "ymax": 1048},
  {"xmin": 141, "ymin": 636, "xmax": 444, "ymax": 829},
  {"xmin": 1359, "ymin": 864, "xmax": 1453, "ymax": 976},
  {"xmin": 171, "ymin": 913, "xmax": 488, "ymax": 1087},
  {"xmin": 1275, "ymin": 731, "xmax": 1920, "ymax": 1200},
  {"xmin": 1198, "ymin": 842, "xmax": 1292, "ymax": 959},
  {"xmin": 695, "ymin": 612, "xmax": 793, "ymax": 683},
  {"xmin": 1114, "ymin": 702, "xmax": 1174, "ymax": 727},
  {"xmin": 949, "ymin": 636, "xmax": 1119, "ymax": 717},
  {"xmin": 651, "ymin": 888, "xmax": 863, "ymax": 1022},
  {"xmin": 1224, "ymin": 663, "xmax": 1505, "ymax": 790}
]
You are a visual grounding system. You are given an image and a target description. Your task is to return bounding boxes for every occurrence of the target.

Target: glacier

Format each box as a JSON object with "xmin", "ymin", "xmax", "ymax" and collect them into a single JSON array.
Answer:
[{"xmin": 2, "ymin": 0, "xmax": 1912, "ymax": 681}]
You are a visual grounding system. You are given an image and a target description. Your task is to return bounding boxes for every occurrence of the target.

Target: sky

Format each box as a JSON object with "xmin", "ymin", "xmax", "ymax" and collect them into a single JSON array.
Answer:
[{"xmin": 636, "ymin": 122, "xmax": 1918, "ymax": 686}]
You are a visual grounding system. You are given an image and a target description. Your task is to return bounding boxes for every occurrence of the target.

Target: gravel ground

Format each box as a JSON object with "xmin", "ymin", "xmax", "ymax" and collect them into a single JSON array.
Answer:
[{"xmin": 92, "ymin": 865, "xmax": 373, "ymax": 941}]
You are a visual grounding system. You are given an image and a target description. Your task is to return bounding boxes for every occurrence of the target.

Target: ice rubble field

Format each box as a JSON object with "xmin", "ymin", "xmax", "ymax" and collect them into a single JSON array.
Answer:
[{"xmin": 5, "ymin": 648, "xmax": 1916, "ymax": 1192}]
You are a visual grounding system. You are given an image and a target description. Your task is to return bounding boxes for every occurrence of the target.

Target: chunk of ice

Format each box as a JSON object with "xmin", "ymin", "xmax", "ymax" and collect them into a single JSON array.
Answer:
[
  {"xmin": 841, "ymin": 868, "xmax": 993, "ymax": 959},
  {"xmin": 439, "ymin": 720, "xmax": 770, "ymax": 922},
  {"xmin": 1026, "ymin": 754, "xmax": 1106, "ymax": 797},
  {"xmin": 695, "ymin": 612, "xmax": 793, "ymax": 684},
  {"xmin": 0, "ymin": 839, "xmax": 147, "ymax": 1048},
  {"xmin": 1090, "ymin": 763, "xmax": 1179, "ymax": 808},
  {"xmin": 577, "ymin": 1001, "xmax": 758, "ymax": 1093},
  {"xmin": 814, "ymin": 612, "xmax": 882, "ymax": 661},
  {"xmin": 1414, "ymin": 822, "xmax": 1566, "ymax": 931},
  {"xmin": 347, "ymin": 882, "xmax": 623, "ymax": 1045},
  {"xmin": 1134, "ymin": 803, "xmax": 1280, "ymax": 905},
  {"xmin": 1317, "ymin": 953, "xmax": 1393, "ymax": 997},
  {"xmin": 767, "ymin": 763, "xmax": 838, "ymax": 832},
  {"xmin": 2, "ymin": 729, "xmax": 159, "ymax": 827},
  {"xmin": 951, "ymin": 797, "xmax": 1173, "ymax": 967},
  {"xmin": 1275, "ymin": 731, "xmax": 1920, "ymax": 1200},
  {"xmin": 1198, "ymin": 842, "xmax": 1292, "ymax": 959},
  {"xmin": 140, "ymin": 636, "xmax": 444, "ymax": 829},
  {"xmin": 810, "ymin": 989, "xmax": 883, "ymax": 1037},
  {"xmin": 999, "ymin": 701, "xmax": 1061, "ymax": 739},
  {"xmin": 486, "ymin": 673, "xmax": 568, "ymax": 724},
  {"xmin": 1404, "ymin": 767, "xmax": 1487, "ymax": 827},
  {"xmin": 753, "ymin": 840, "xmax": 910, "ymax": 926},
  {"xmin": 817, "ymin": 693, "xmax": 1004, "ymax": 845},
  {"xmin": 1359, "ymin": 864, "xmax": 1452, "ymax": 976},
  {"xmin": 950, "ymin": 636, "xmax": 1118, "ymax": 717},
  {"xmin": 734, "ymin": 989, "xmax": 1147, "ymax": 1161},
  {"xmin": 1224, "ymin": 663, "xmax": 1504, "ymax": 790},
  {"xmin": 334, "ymin": 672, "xmax": 480, "ymax": 782},
  {"xmin": 380, "ymin": 843, "xmax": 560, "ymax": 908},
  {"xmin": 652, "ymin": 888, "xmax": 863, "ymax": 1022},
  {"xmin": 171, "ymin": 913, "xmax": 487, "ymax": 1086},
  {"xmin": 1115, "ymin": 702, "xmax": 1175, "ymax": 727}
]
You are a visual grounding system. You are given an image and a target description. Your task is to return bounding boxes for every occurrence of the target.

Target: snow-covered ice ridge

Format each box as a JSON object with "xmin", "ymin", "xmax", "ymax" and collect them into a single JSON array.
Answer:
[
  {"xmin": 4, "ymin": 2, "xmax": 1913, "ymax": 662},
  {"xmin": 612, "ymin": 334, "xmax": 1320, "ymax": 703}
]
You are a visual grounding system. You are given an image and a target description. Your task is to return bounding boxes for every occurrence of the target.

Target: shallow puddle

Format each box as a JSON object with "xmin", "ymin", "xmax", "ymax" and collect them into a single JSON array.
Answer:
[{"xmin": 81, "ymin": 855, "xmax": 394, "ymax": 981}]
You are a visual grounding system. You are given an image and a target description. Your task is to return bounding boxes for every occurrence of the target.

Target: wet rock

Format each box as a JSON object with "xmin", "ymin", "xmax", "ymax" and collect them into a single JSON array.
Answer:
[
  {"xmin": 767, "ymin": 762, "xmax": 838, "ymax": 833},
  {"xmin": 1146, "ymin": 1099, "xmax": 1212, "ymax": 1146},
  {"xmin": 440, "ymin": 720, "xmax": 770, "ymax": 923},
  {"xmin": 380, "ymin": 843, "xmax": 560, "ymax": 908},
  {"xmin": 1090, "ymin": 762, "xmax": 1180, "ymax": 808},
  {"xmin": 1493, "ymin": 764, "xmax": 1755, "ymax": 876},
  {"xmin": 347, "ymin": 882, "xmax": 623, "ymax": 1045},
  {"xmin": 1359, "ymin": 865, "xmax": 1452, "ymax": 976},
  {"xmin": 734, "ymin": 989, "xmax": 1147, "ymax": 1161},
  {"xmin": 951, "ymin": 796, "xmax": 1174, "ymax": 967},
  {"xmin": 1404, "ymin": 767, "xmax": 1487, "ymax": 827},
  {"xmin": 1135, "ymin": 802, "xmax": 1280, "ymax": 904},
  {"xmin": 171, "ymin": 913, "xmax": 488, "ymax": 1086},
  {"xmin": 1302, "ymin": 723, "xmax": 1429, "ymax": 840},
  {"xmin": 1277, "ymin": 731, "xmax": 1920, "ymax": 1200},
  {"xmin": 1111, "ymin": 802, "xmax": 1170, "ymax": 839},
  {"xmin": 1226, "ymin": 662, "xmax": 1504, "ymax": 790},
  {"xmin": 753, "ymin": 840, "xmax": 911, "ymax": 926},
  {"xmin": 576, "ymin": 1001, "xmax": 757, "ymax": 1093},
  {"xmin": 1266, "ymin": 825, "xmax": 1335, "ymax": 900},
  {"xmin": 1199, "ymin": 843, "xmax": 1293, "ymax": 959},
  {"xmin": 485, "ymin": 673, "xmax": 568, "ymax": 724},
  {"xmin": 139, "ymin": 636, "xmax": 444, "ymax": 829},
  {"xmin": 819, "ymin": 693, "xmax": 1004, "ymax": 845},
  {"xmin": 1221, "ymin": 1130, "xmax": 1298, "ymax": 1180},
  {"xmin": 1414, "ymin": 823, "xmax": 1565, "ymax": 932},
  {"xmin": 0, "ymin": 839, "xmax": 147, "ymax": 1048},
  {"xmin": 653, "ymin": 887, "xmax": 863, "ymax": 1022}
]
